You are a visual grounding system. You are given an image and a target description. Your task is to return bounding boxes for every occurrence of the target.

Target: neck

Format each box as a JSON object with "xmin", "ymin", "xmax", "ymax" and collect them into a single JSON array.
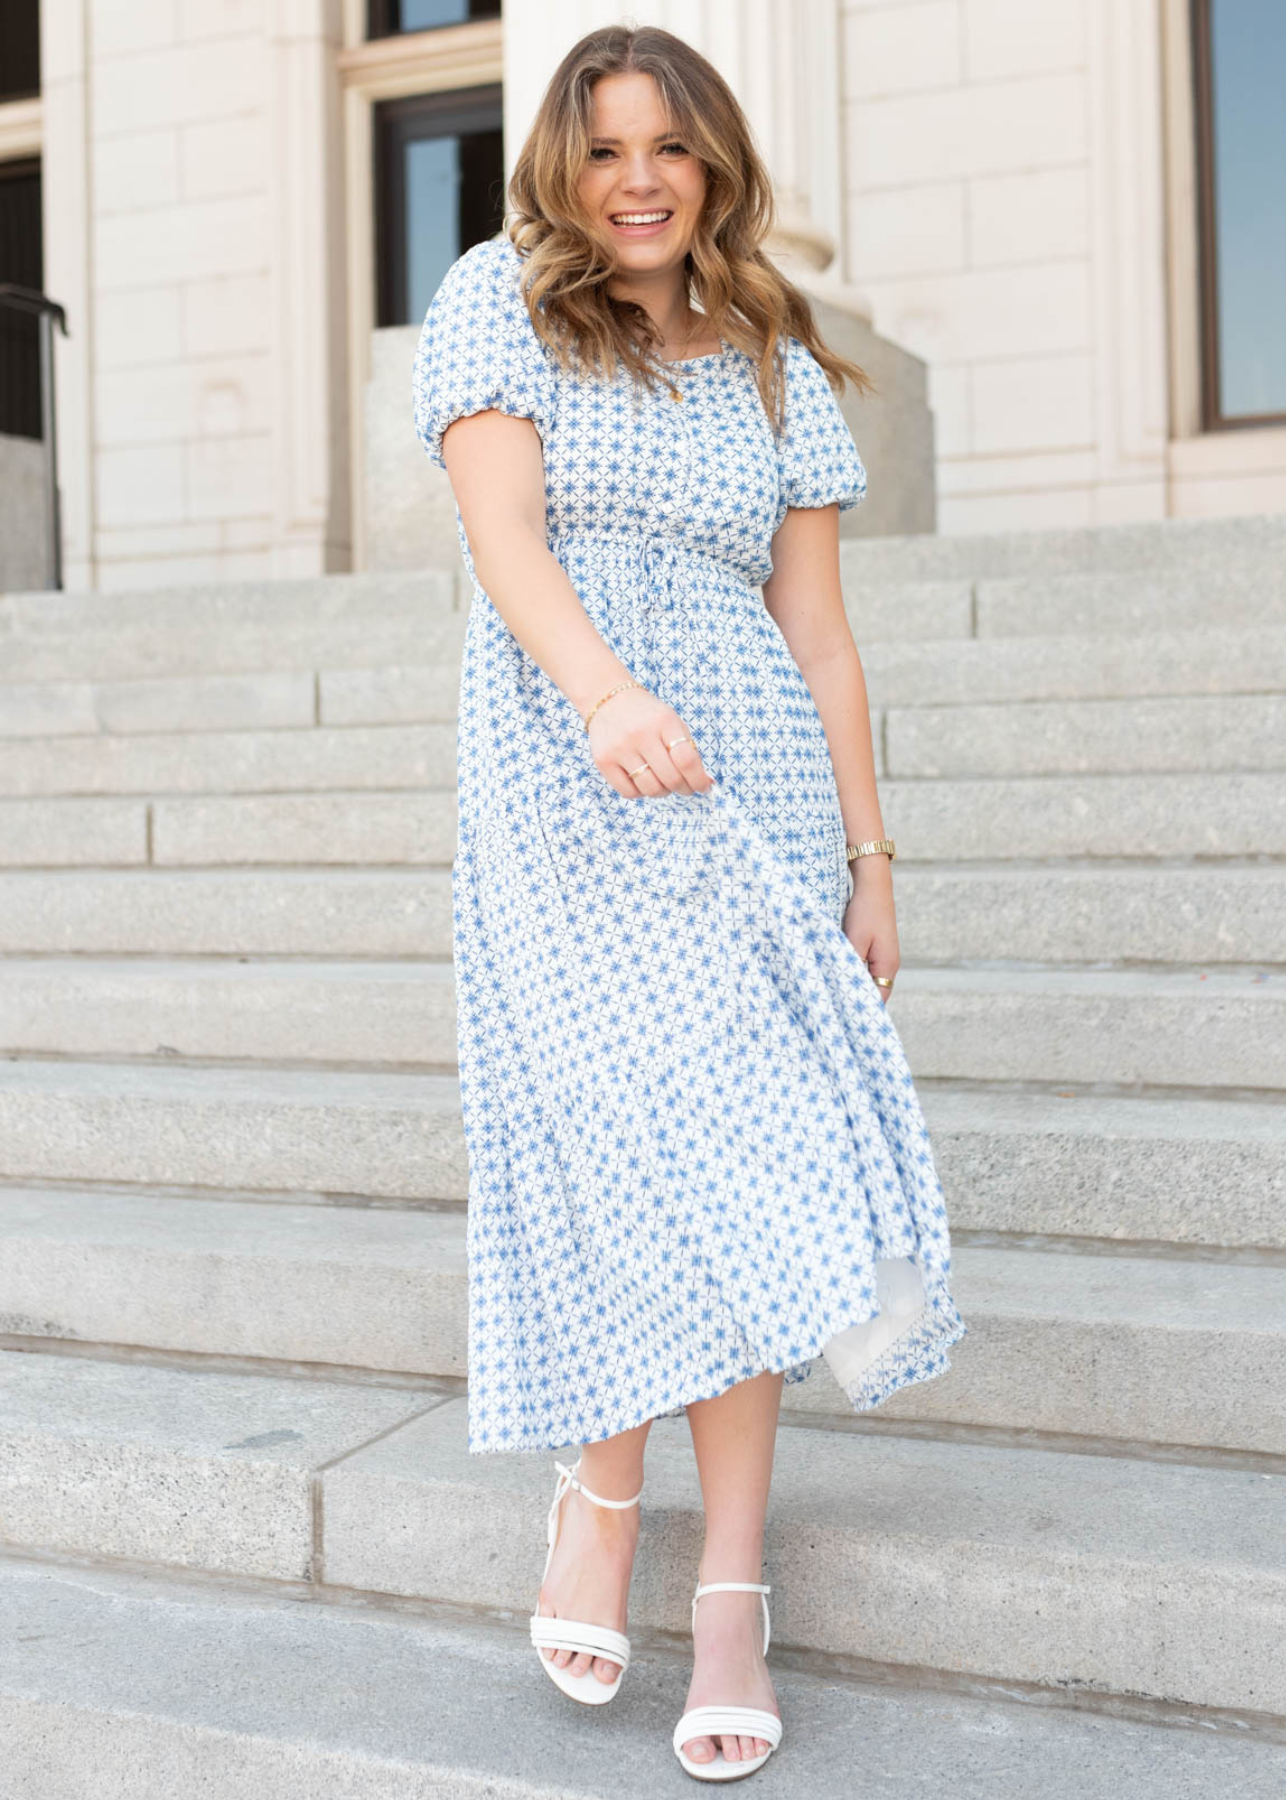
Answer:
[{"xmin": 606, "ymin": 266, "xmax": 693, "ymax": 346}]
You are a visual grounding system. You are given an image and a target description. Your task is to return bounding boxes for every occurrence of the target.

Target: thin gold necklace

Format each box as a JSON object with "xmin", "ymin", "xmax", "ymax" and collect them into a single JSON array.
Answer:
[{"xmin": 662, "ymin": 306, "xmax": 707, "ymax": 364}]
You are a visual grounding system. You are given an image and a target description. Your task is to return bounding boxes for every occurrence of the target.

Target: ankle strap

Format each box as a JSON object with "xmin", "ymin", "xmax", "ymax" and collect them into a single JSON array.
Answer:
[
  {"xmin": 692, "ymin": 1580, "xmax": 772, "ymax": 1656},
  {"xmin": 554, "ymin": 1458, "xmax": 644, "ymax": 1510}
]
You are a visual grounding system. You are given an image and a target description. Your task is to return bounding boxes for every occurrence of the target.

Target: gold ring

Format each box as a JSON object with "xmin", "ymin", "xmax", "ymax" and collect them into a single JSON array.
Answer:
[
  {"xmin": 628, "ymin": 762, "xmax": 651, "ymax": 779},
  {"xmin": 665, "ymin": 734, "xmax": 695, "ymax": 751},
  {"xmin": 873, "ymin": 975, "xmax": 894, "ymax": 987}
]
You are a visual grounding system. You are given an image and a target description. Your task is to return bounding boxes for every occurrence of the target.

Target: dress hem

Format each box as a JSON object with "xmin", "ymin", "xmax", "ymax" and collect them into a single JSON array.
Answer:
[{"xmin": 464, "ymin": 1257, "xmax": 969, "ymax": 1457}]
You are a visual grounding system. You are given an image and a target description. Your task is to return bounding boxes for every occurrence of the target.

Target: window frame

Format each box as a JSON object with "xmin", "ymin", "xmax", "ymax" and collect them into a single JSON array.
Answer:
[
  {"xmin": 1191, "ymin": 0, "xmax": 1286, "ymax": 430},
  {"xmin": 367, "ymin": 0, "xmax": 500, "ymax": 40},
  {"xmin": 373, "ymin": 81, "xmax": 503, "ymax": 328},
  {"xmin": 0, "ymin": 1, "xmax": 40, "ymax": 105},
  {"xmin": 0, "ymin": 154, "xmax": 44, "ymax": 440}
]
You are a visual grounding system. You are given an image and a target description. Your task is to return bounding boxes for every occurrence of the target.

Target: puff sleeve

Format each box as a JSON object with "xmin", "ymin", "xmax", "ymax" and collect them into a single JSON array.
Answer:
[
  {"xmin": 411, "ymin": 236, "xmax": 557, "ymax": 471},
  {"xmin": 777, "ymin": 336, "xmax": 867, "ymax": 512}
]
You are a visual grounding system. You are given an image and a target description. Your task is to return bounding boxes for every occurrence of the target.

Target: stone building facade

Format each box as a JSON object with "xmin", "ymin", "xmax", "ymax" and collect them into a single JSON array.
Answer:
[{"xmin": 0, "ymin": 0, "xmax": 1281, "ymax": 591}]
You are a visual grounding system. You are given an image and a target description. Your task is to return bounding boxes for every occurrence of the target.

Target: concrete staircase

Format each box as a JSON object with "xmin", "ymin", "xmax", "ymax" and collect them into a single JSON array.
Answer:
[{"xmin": 2, "ymin": 513, "xmax": 1285, "ymax": 1796}]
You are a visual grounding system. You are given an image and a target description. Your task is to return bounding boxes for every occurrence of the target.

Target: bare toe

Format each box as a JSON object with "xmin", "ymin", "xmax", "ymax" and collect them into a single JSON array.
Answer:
[
  {"xmin": 685, "ymin": 1737, "xmax": 715, "ymax": 1762},
  {"xmin": 593, "ymin": 1655, "xmax": 622, "ymax": 1683}
]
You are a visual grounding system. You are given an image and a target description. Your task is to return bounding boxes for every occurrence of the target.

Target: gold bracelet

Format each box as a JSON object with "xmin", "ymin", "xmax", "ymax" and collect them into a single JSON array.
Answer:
[
  {"xmin": 583, "ymin": 679, "xmax": 643, "ymax": 733},
  {"xmin": 846, "ymin": 838, "xmax": 896, "ymax": 863}
]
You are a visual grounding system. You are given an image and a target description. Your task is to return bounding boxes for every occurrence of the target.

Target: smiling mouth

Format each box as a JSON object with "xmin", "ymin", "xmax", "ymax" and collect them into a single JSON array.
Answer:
[{"xmin": 609, "ymin": 210, "xmax": 673, "ymax": 225}]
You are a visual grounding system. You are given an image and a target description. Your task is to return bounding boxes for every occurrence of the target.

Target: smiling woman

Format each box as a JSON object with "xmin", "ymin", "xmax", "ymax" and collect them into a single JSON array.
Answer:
[
  {"xmin": 410, "ymin": 21, "xmax": 966, "ymax": 1784},
  {"xmin": 503, "ymin": 29, "xmax": 869, "ymax": 419}
]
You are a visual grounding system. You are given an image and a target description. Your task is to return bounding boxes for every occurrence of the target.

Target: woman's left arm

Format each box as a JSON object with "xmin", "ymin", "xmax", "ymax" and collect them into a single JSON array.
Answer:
[{"xmin": 762, "ymin": 502, "xmax": 899, "ymax": 999}]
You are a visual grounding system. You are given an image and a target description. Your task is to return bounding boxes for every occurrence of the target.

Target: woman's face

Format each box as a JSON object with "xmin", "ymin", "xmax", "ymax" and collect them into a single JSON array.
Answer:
[{"xmin": 578, "ymin": 71, "xmax": 707, "ymax": 278}]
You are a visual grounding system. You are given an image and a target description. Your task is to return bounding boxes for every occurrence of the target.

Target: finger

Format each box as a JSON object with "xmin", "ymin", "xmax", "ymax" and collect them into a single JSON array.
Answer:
[
  {"xmin": 648, "ymin": 729, "xmax": 699, "ymax": 795},
  {"xmin": 654, "ymin": 728, "xmax": 713, "ymax": 795},
  {"xmin": 624, "ymin": 756, "xmax": 664, "ymax": 795}
]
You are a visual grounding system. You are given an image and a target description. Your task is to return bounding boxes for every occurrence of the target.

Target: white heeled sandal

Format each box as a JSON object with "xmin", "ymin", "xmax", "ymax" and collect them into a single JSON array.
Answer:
[
  {"xmin": 528, "ymin": 1456, "xmax": 644, "ymax": 1705},
  {"xmin": 673, "ymin": 1580, "xmax": 783, "ymax": 1782}
]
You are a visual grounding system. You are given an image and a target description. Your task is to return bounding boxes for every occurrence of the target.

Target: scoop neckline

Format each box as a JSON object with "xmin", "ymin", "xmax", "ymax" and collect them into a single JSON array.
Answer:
[{"xmin": 659, "ymin": 339, "xmax": 732, "ymax": 367}]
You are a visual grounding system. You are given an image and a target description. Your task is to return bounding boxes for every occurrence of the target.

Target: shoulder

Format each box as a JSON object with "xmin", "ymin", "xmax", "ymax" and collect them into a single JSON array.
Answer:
[
  {"xmin": 781, "ymin": 334, "xmax": 834, "ymax": 397},
  {"xmin": 431, "ymin": 235, "xmax": 530, "ymax": 323}
]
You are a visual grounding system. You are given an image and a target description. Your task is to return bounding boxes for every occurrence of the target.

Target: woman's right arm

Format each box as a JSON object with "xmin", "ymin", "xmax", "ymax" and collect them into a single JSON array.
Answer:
[{"xmin": 441, "ymin": 406, "xmax": 714, "ymax": 801}]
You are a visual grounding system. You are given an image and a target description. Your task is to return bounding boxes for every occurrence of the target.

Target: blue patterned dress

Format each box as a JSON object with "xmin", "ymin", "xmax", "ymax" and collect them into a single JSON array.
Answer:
[{"xmin": 412, "ymin": 235, "xmax": 967, "ymax": 1456}]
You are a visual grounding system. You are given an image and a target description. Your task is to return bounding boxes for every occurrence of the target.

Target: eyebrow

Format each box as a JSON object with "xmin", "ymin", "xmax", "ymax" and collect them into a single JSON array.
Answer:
[{"xmin": 589, "ymin": 132, "xmax": 681, "ymax": 144}]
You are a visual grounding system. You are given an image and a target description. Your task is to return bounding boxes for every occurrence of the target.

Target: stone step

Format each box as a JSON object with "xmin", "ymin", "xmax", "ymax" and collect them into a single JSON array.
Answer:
[
  {"xmin": 0, "ymin": 796, "xmax": 149, "ymax": 866},
  {"xmin": 3, "ymin": 770, "xmax": 1277, "ymax": 869},
  {"xmin": 881, "ymin": 770, "xmax": 1284, "ymax": 860},
  {"xmin": 0, "ymin": 1062, "xmax": 1278, "ymax": 1246},
  {"xmin": 930, "ymin": 1084, "xmax": 1284, "ymax": 1247},
  {"xmin": 0, "ymin": 722, "xmax": 458, "ymax": 797},
  {"xmin": 885, "ymin": 694, "xmax": 1286, "ymax": 779},
  {"xmin": 8, "ymin": 1561, "xmax": 1276, "ymax": 1800},
  {"xmin": 326, "ymin": 1397, "xmax": 1286, "ymax": 1717},
  {"xmin": 3, "ymin": 623, "xmax": 1279, "ymax": 744},
  {"xmin": 0, "ymin": 863, "xmax": 1279, "ymax": 964},
  {"xmin": 0, "ymin": 791, "xmax": 457, "ymax": 870},
  {"xmin": 2, "ymin": 1360, "xmax": 1283, "ymax": 1716},
  {"xmin": 0, "ymin": 960, "xmax": 1279, "ymax": 1088},
  {"xmin": 0, "ymin": 568, "xmax": 457, "ymax": 634},
  {"xmin": 149, "ymin": 791, "xmax": 456, "ymax": 865},
  {"xmin": 0, "ymin": 867, "xmax": 453, "ymax": 957},
  {"xmin": 0, "ymin": 1060, "xmax": 468, "ymax": 1201},
  {"xmin": 838, "ymin": 510, "xmax": 1286, "ymax": 585},
  {"xmin": 0, "ymin": 669, "xmax": 319, "ymax": 738},
  {"xmin": 0, "ymin": 612, "xmax": 467, "ymax": 685},
  {"xmin": 973, "ymin": 565, "xmax": 1286, "ymax": 638},
  {"xmin": 893, "ymin": 863, "xmax": 1286, "ymax": 967},
  {"xmin": 3, "ymin": 1187, "xmax": 1283, "ymax": 1453},
  {"xmin": 860, "ymin": 623, "xmax": 1286, "ymax": 706},
  {"xmin": 0, "ymin": 958, "xmax": 451, "ymax": 1066},
  {"xmin": 846, "ymin": 562, "xmax": 1286, "ymax": 645},
  {"xmin": 890, "ymin": 967, "xmax": 1284, "ymax": 1093},
  {"xmin": 0, "ymin": 692, "xmax": 1278, "ymax": 797}
]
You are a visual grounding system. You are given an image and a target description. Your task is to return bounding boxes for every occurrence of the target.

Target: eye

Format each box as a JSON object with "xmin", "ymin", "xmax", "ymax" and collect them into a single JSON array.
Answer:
[
  {"xmin": 660, "ymin": 141, "xmax": 689, "ymax": 156},
  {"xmin": 588, "ymin": 146, "xmax": 616, "ymax": 162}
]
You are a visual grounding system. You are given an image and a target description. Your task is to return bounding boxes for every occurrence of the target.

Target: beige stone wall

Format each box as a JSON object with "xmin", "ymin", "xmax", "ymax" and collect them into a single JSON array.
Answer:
[
  {"xmin": 839, "ymin": 0, "xmax": 1286, "ymax": 531},
  {"xmin": 38, "ymin": 0, "xmax": 348, "ymax": 593},
  {"xmin": 13, "ymin": 0, "xmax": 1283, "ymax": 592}
]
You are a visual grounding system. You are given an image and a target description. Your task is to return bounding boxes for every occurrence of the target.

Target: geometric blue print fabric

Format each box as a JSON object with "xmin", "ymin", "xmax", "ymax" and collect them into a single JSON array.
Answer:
[{"xmin": 412, "ymin": 235, "xmax": 967, "ymax": 1454}]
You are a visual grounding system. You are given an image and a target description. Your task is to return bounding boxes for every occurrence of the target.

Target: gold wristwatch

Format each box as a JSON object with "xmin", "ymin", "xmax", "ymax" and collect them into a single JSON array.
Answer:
[{"xmin": 845, "ymin": 838, "xmax": 896, "ymax": 863}]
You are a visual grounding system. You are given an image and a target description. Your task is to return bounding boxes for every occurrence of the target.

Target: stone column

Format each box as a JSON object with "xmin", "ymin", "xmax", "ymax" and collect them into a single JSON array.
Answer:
[{"xmin": 266, "ymin": 0, "xmax": 351, "ymax": 576}]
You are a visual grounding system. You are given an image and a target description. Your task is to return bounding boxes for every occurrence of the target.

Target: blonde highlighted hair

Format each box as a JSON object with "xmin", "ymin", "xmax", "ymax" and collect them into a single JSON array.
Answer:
[{"xmin": 506, "ymin": 23, "xmax": 871, "ymax": 428}]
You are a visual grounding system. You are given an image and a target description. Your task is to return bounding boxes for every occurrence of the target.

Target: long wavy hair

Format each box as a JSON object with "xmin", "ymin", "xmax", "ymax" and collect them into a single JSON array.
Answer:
[{"xmin": 506, "ymin": 24, "xmax": 871, "ymax": 429}]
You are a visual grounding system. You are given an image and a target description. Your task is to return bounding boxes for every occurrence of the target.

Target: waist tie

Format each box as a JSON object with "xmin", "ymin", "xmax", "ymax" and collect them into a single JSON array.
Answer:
[
  {"xmin": 547, "ymin": 527, "xmax": 769, "ymax": 611},
  {"xmin": 639, "ymin": 535, "xmax": 681, "ymax": 612}
]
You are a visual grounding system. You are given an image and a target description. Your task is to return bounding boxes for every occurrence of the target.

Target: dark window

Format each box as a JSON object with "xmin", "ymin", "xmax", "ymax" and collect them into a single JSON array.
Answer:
[
  {"xmin": 1193, "ymin": 0, "xmax": 1286, "ymax": 427},
  {"xmin": 0, "ymin": 158, "xmax": 42, "ymax": 439},
  {"xmin": 375, "ymin": 85, "xmax": 504, "ymax": 327},
  {"xmin": 0, "ymin": 1, "xmax": 40, "ymax": 102},
  {"xmin": 368, "ymin": 0, "xmax": 499, "ymax": 38}
]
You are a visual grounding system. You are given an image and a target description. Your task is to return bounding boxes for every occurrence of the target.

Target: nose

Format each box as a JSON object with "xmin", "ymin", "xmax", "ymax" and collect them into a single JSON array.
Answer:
[{"xmin": 618, "ymin": 153, "xmax": 664, "ymax": 198}]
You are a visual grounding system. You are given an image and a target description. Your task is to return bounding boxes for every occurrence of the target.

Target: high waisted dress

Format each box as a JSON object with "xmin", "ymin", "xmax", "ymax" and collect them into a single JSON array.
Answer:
[{"xmin": 412, "ymin": 235, "xmax": 967, "ymax": 1455}]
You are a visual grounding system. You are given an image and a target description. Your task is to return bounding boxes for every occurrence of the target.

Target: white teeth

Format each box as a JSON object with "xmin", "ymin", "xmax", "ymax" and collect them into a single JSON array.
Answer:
[{"xmin": 611, "ymin": 211, "xmax": 671, "ymax": 225}]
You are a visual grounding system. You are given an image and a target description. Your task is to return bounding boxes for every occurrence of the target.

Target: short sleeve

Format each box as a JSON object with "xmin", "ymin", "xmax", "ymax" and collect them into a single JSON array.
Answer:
[
  {"xmin": 411, "ymin": 236, "xmax": 557, "ymax": 471},
  {"xmin": 777, "ymin": 336, "xmax": 867, "ymax": 512}
]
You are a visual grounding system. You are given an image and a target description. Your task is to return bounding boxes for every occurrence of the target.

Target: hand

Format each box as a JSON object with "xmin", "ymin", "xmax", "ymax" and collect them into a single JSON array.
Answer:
[
  {"xmin": 587, "ymin": 685, "xmax": 716, "ymax": 800},
  {"xmin": 843, "ymin": 857, "xmax": 899, "ymax": 1004}
]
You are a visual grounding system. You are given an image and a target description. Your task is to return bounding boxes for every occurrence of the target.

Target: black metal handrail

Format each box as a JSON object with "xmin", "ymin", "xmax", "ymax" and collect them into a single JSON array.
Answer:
[{"xmin": 0, "ymin": 283, "xmax": 70, "ymax": 590}]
